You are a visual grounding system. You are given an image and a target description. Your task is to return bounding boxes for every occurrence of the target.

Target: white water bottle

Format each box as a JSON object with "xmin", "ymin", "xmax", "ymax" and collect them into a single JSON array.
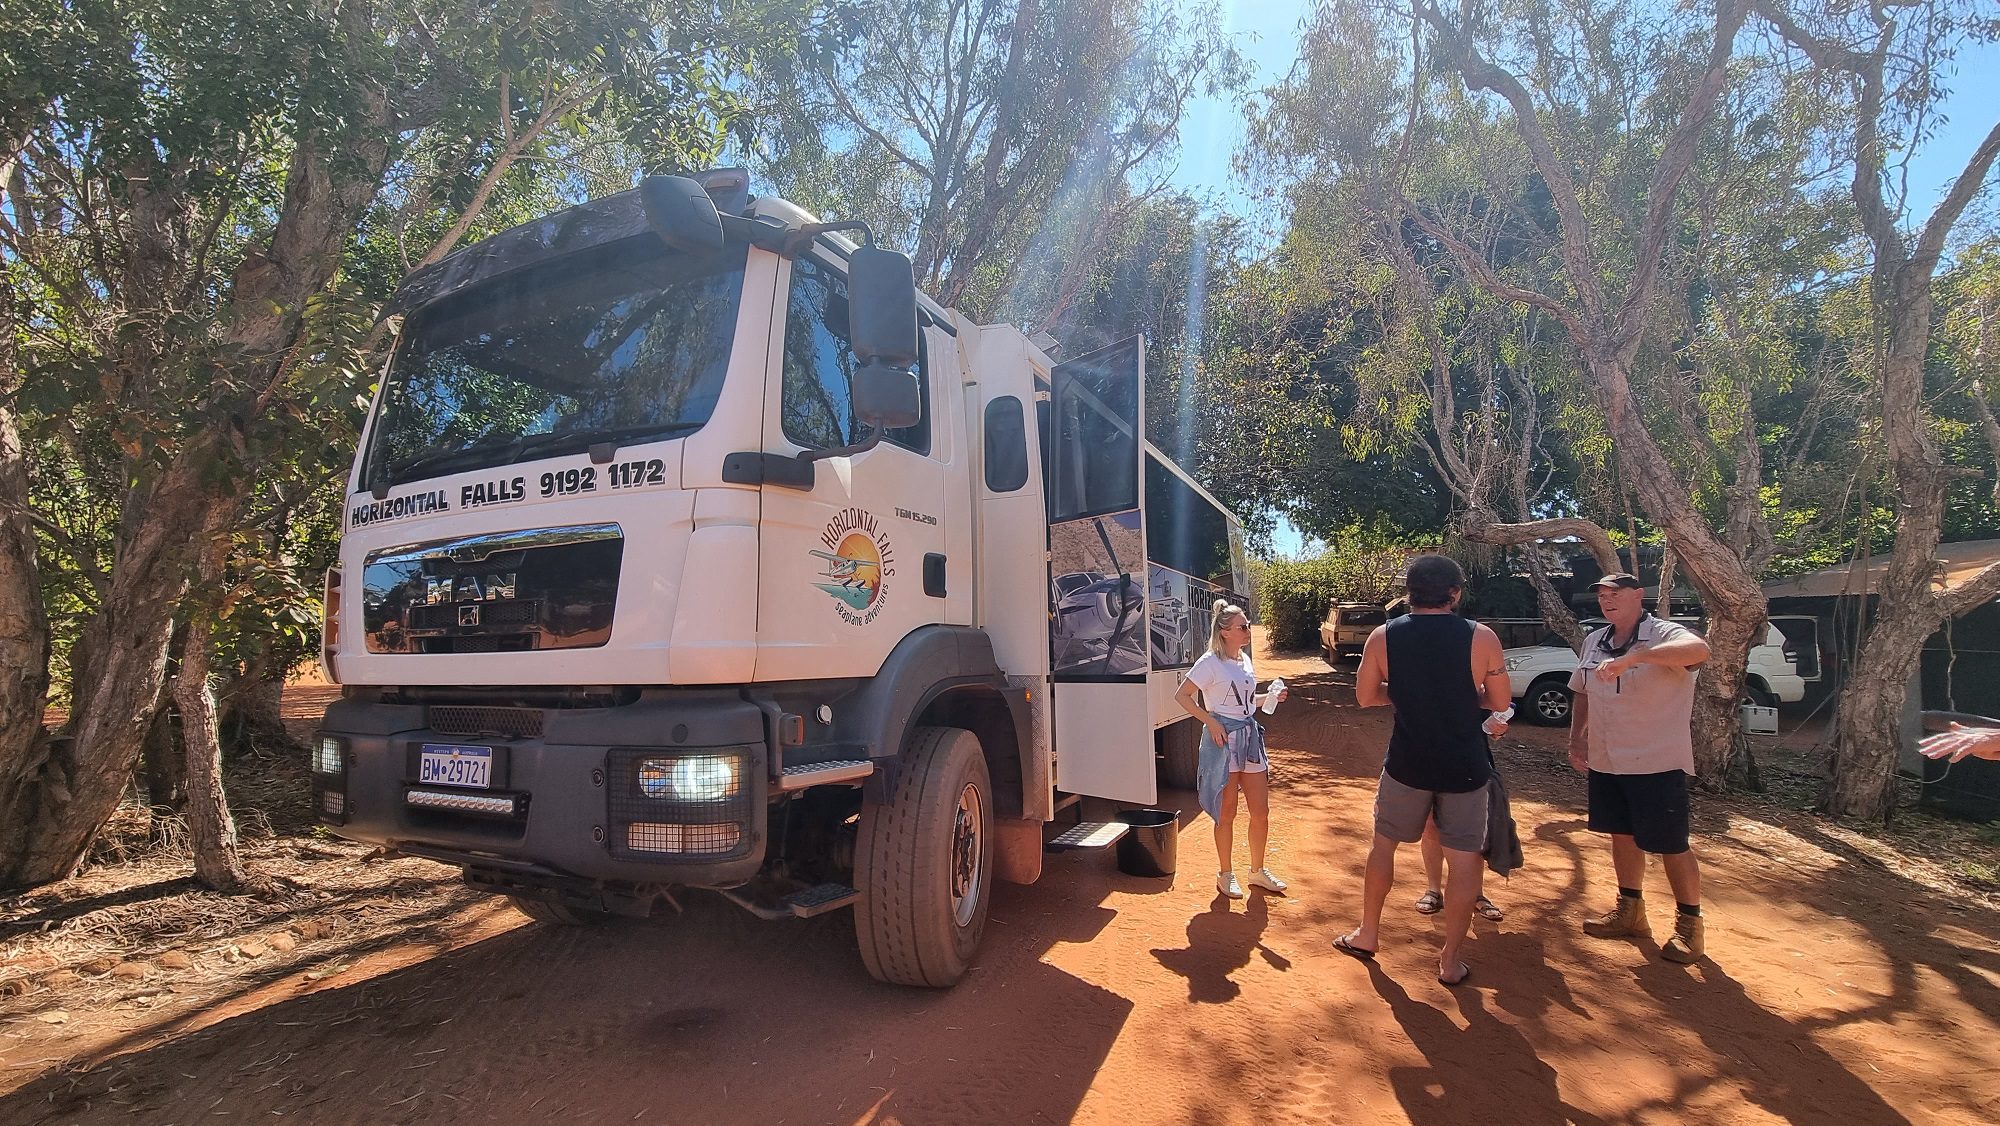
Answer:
[
  {"xmin": 1482, "ymin": 706, "xmax": 1514, "ymax": 735},
  {"xmin": 1262, "ymin": 678, "xmax": 1285, "ymax": 715}
]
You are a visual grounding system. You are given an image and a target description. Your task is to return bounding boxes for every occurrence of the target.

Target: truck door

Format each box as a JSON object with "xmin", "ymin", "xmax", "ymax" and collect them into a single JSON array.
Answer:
[
  {"xmin": 752, "ymin": 252, "xmax": 952, "ymax": 683},
  {"xmin": 1046, "ymin": 336, "xmax": 1156, "ymax": 805}
]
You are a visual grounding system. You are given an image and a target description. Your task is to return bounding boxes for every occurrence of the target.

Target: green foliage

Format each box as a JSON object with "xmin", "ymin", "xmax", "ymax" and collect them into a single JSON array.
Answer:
[
  {"xmin": 2, "ymin": 0, "xmax": 847, "ymax": 704},
  {"xmin": 1256, "ymin": 529, "xmax": 1423, "ymax": 651},
  {"xmin": 738, "ymin": 0, "xmax": 1248, "ymax": 326}
]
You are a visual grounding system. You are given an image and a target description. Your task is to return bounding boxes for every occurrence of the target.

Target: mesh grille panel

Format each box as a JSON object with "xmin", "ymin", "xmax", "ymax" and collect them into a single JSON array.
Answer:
[
  {"xmin": 408, "ymin": 600, "xmax": 541, "ymax": 629},
  {"xmin": 606, "ymin": 747, "xmax": 754, "ymax": 861},
  {"xmin": 624, "ymin": 822, "xmax": 743, "ymax": 855},
  {"xmin": 429, "ymin": 706, "xmax": 545, "ymax": 739}
]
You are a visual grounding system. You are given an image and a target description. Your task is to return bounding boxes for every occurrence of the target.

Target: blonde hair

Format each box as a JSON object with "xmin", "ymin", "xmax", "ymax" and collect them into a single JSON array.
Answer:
[{"xmin": 1207, "ymin": 599, "xmax": 1249, "ymax": 658}]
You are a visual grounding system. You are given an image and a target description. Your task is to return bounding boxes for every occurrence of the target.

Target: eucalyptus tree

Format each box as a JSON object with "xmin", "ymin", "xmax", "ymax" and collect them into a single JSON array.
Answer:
[
  {"xmin": 745, "ymin": 0, "xmax": 1247, "ymax": 328},
  {"xmin": 1750, "ymin": 1, "xmax": 2000, "ymax": 820},
  {"xmin": 1243, "ymin": 0, "xmax": 1873, "ymax": 781},
  {"xmin": 0, "ymin": 0, "xmax": 838, "ymax": 890}
]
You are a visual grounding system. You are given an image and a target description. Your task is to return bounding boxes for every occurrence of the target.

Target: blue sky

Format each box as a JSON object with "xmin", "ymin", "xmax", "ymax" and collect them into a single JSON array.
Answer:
[{"xmin": 1168, "ymin": 3, "xmax": 2000, "ymax": 558}]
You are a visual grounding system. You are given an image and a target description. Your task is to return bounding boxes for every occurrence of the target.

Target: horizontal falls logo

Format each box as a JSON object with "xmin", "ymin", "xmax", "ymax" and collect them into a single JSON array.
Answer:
[
  {"xmin": 350, "ymin": 489, "xmax": 449, "ymax": 528},
  {"xmin": 812, "ymin": 507, "xmax": 895, "ymax": 625}
]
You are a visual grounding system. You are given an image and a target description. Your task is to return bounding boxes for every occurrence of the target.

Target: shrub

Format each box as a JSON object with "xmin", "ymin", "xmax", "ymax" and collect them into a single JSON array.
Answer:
[{"xmin": 1257, "ymin": 536, "xmax": 1415, "ymax": 651}]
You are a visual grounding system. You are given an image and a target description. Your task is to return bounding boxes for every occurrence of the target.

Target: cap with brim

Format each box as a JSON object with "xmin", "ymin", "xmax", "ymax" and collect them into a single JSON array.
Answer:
[{"xmin": 1589, "ymin": 572, "xmax": 1643, "ymax": 590}]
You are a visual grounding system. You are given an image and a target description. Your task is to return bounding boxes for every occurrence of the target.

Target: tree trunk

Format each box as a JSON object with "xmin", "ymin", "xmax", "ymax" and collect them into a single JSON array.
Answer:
[
  {"xmin": 1824, "ymin": 610, "xmax": 1927, "ymax": 821},
  {"xmin": 0, "ymin": 209, "xmax": 56, "ymax": 874},
  {"xmin": 1526, "ymin": 557, "xmax": 1584, "ymax": 650},
  {"xmin": 0, "ymin": 53, "xmax": 392, "ymax": 889},
  {"xmin": 1738, "ymin": 15, "xmax": 2000, "ymax": 818},
  {"xmin": 141, "ymin": 701, "xmax": 185, "ymax": 815},
  {"xmin": 220, "ymin": 652, "xmax": 295, "ymax": 756},
  {"xmin": 1581, "ymin": 347, "xmax": 1769, "ymax": 787},
  {"xmin": 173, "ymin": 612, "xmax": 249, "ymax": 891},
  {"xmin": 0, "ymin": 454, "xmax": 205, "ymax": 888},
  {"xmin": 1691, "ymin": 607, "xmax": 1764, "ymax": 785}
]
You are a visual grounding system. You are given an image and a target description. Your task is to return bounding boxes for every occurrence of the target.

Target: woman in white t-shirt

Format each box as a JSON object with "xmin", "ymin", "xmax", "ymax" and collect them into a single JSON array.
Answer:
[{"xmin": 1174, "ymin": 600, "xmax": 1289, "ymax": 899}]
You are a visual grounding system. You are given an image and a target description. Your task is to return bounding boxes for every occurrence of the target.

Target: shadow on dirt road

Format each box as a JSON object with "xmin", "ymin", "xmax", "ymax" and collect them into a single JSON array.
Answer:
[{"xmin": 2, "ymin": 877, "xmax": 1135, "ymax": 1124}]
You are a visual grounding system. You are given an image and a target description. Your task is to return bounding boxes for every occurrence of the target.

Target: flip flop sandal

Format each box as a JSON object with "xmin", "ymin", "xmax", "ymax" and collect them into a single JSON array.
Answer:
[
  {"xmin": 1414, "ymin": 890, "xmax": 1444, "ymax": 915},
  {"xmin": 1474, "ymin": 896, "xmax": 1504, "ymax": 921},
  {"xmin": 1332, "ymin": 933, "xmax": 1377, "ymax": 961},
  {"xmin": 1438, "ymin": 961, "xmax": 1472, "ymax": 987}
]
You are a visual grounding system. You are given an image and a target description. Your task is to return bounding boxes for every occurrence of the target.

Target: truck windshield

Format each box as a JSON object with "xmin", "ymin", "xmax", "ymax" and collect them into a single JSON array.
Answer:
[{"xmin": 365, "ymin": 239, "xmax": 748, "ymax": 490}]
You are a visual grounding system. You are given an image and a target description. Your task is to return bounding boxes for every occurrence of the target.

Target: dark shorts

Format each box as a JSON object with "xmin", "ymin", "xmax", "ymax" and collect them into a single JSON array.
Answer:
[
  {"xmin": 1587, "ymin": 769, "xmax": 1691, "ymax": 854},
  {"xmin": 1374, "ymin": 772, "xmax": 1489, "ymax": 853}
]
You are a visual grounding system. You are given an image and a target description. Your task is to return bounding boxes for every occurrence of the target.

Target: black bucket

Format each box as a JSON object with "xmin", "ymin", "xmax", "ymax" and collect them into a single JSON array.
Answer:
[{"xmin": 1114, "ymin": 808, "xmax": 1179, "ymax": 878}]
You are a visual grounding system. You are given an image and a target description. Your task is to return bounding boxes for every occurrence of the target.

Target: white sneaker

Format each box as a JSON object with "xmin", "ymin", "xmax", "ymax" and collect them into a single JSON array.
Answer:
[
  {"xmin": 1216, "ymin": 871, "xmax": 1244, "ymax": 899},
  {"xmin": 1248, "ymin": 867, "xmax": 1288, "ymax": 894}
]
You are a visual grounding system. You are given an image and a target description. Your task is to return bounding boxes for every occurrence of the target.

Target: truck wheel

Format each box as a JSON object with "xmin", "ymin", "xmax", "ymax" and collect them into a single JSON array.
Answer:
[
  {"xmin": 508, "ymin": 896, "xmax": 610, "ymax": 926},
  {"xmin": 1524, "ymin": 678, "xmax": 1574, "ymax": 726},
  {"xmin": 1741, "ymin": 682, "xmax": 1778, "ymax": 710},
  {"xmin": 855, "ymin": 726, "xmax": 993, "ymax": 988},
  {"xmin": 1158, "ymin": 719, "xmax": 1200, "ymax": 790}
]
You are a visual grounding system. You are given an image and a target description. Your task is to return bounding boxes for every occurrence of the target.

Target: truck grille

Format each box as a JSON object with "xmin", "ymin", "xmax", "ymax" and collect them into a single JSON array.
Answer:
[
  {"xmin": 429, "ymin": 706, "xmax": 545, "ymax": 740},
  {"xmin": 361, "ymin": 524, "xmax": 621, "ymax": 654},
  {"xmin": 407, "ymin": 599, "xmax": 541, "ymax": 630}
]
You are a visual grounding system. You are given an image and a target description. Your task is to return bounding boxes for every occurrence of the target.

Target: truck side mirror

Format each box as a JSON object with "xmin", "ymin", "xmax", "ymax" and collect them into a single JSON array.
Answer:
[
  {"xmin": 853, "ymin": 360, "xmax": 921, "ymax": 430},
  {"xmin": 847, "ymin": 245, "xmax": 919, "ymax": 367},
  {"xmin": 639, "ymin": 175, "xmax": 724, "ymax": 256}
]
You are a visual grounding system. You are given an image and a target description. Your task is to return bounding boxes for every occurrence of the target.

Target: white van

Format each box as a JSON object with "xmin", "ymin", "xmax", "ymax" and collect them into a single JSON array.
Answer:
[{"xmin": 1503, "ymin": 618, "xmax": 1805, "ymax": 725}]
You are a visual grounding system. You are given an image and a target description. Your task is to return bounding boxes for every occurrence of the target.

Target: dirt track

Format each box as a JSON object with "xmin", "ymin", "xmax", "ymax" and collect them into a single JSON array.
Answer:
[{"xmin": 5, "ymin": 647, "xmax": 2000, "ymax": 1124}]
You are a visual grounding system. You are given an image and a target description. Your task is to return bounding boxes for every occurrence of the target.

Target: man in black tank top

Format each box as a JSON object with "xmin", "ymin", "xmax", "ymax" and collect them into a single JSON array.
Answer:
[{"xmin": 1332, "ymin": 556, "xmax": 1514, "ymax": 987}]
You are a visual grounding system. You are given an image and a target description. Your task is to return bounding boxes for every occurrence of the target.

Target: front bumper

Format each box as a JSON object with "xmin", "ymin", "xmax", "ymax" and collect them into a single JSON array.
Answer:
[{"xmin": 315, "ymin": 689, "xmax": 769, "ymax": 888}]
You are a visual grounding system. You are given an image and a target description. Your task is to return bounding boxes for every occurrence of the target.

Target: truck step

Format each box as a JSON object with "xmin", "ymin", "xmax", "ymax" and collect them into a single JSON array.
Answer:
[
  {"xmin": 782, "ymin": 882, "xmax": 860, "ymax": 918},
  {"xmin": 778, "ymin": 759, "xmax": 874, "ymax": 790},
  {"xmin": 1046, "ymin": 820, "xmax": 1130, "ymax": 851}
]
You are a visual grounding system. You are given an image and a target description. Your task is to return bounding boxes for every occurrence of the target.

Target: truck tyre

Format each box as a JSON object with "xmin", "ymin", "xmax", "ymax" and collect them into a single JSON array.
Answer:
[
  {"xmin": 508, "ymin": 896, "xmax": 610, "ymax": 926},
  {"xmin": 1523, "ymin": 677, "xmax": 1574, "ymax": 726},
  {"xmin": 1742, "ymin": 681, "xmax": 1778, "ymax": 710},
  {"xmin": 1158, "ymin": 719, "xmax": 1200, "ymax": 790},
  {"xmin": 855, "ymin": 726, "xmax": 994, "ymax": 988}
]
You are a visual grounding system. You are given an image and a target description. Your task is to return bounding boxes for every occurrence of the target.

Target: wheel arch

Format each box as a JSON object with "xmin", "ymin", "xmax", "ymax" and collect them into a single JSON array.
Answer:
[
  {"xmin": 831, "ymin": 626, "xmax": 1030, "ymax": 818},
  {"xmin": 912, "ymin": 685, "xmax": 1025, "ymax": 819}
]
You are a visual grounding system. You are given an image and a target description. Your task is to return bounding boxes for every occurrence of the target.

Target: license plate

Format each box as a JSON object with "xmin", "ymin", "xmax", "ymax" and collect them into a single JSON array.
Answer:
[{"xmin": 418, "ymin": 744, "xmax": 493, "ymax": 789}]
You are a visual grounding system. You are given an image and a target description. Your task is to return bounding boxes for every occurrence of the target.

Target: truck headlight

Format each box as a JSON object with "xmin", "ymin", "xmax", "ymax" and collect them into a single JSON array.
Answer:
[
  {"xmin": 313, "ymin": 736, "xmax": 347, "ymax": 776},
  {"xmin": 637, "ymin": 755, "xmax": 740, "ymax": 801}
]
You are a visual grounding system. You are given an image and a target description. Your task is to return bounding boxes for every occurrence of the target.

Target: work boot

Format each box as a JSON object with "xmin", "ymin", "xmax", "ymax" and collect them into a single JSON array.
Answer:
[
  {"xmin": 1661, "ymin": 913, "xmax": 1705, "ymax": 963},
  {"xmin": 1582, "ymin": 896, "xmax": 1651, "ymax": 939}
]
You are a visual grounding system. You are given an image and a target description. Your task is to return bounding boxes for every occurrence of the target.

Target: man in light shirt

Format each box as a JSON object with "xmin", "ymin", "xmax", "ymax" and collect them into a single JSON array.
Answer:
[{"xmin": 1567, "ymin": 573, "xmax": 1712, "ymax": 963}]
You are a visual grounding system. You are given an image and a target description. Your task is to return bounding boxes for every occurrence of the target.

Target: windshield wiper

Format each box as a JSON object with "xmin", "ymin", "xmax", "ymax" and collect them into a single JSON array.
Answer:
[
  {"xmin": 560, "ymin": 421, "xmax": 705, "ymax": 463},
  {"xmin": 378, "ymin": 440, "xmax": 522, "ymax": 491}
]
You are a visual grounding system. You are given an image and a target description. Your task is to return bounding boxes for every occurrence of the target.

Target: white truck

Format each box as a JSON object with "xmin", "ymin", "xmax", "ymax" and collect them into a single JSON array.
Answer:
[
  {"xmin": 313, "ymin": 169, "xmax": 1247, "ymax": 986},
  {"xmin": 1503, "ymin": 618, "xmax": 1807, "ymax": 725}
]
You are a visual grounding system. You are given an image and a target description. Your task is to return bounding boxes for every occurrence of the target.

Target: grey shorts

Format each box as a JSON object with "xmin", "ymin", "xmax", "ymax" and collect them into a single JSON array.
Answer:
[{"xmin": 1374, "ymin": 772, "xmax": 1489, "ymax": 853}]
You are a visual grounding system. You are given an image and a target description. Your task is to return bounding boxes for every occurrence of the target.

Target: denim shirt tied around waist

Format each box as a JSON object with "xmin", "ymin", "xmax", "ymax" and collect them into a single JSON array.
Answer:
[{"xmin": 1196, "ymin": 713, "xmax": 1265, "ymax": 819}]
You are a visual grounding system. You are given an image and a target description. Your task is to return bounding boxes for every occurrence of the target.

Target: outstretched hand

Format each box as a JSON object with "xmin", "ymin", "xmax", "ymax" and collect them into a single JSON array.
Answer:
[{"xmin": 1919, "ymin": 723, "xmax": 2000, "ymax": 763}]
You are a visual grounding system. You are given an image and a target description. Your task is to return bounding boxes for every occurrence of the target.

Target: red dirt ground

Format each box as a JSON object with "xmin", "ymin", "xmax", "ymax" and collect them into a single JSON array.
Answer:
[{"xmin": 4, "ymin": 643, "xmax": 1999, "ymax": 1124}]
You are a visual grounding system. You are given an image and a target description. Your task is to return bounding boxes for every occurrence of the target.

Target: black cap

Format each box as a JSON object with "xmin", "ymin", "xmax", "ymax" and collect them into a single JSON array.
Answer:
[{"xmin": 1589, "ymin": 572, "xmax": 1643, "ymax": 590}]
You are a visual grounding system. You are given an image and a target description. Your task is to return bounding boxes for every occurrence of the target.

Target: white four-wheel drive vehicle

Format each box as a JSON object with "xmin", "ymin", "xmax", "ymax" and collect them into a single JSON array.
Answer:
[
  {"xmin": 1319, "ymin": 602, "xmax": 1387, "ymax": 661},
  {"xmin": 1504, "ymin": 619, "xmax": 1805, "ymax": 726},
  {"xmin": 312, "ymin": 170, "xmax": 1246, "ymax": 987}
]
